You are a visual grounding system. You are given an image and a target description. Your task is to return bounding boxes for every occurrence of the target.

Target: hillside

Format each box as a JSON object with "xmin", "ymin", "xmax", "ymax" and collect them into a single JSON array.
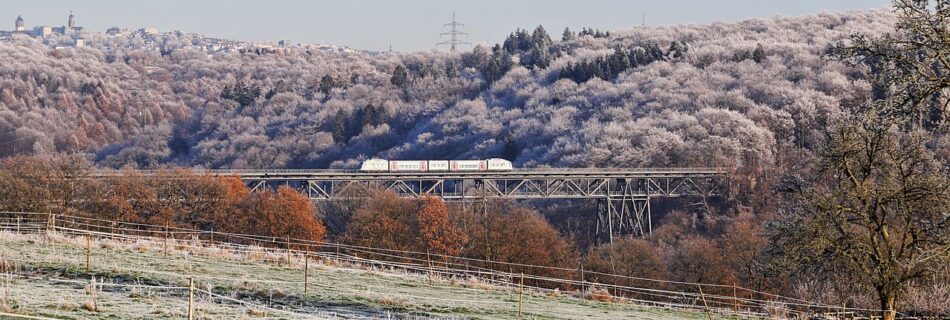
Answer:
[
  {"xmin": 0, "ymin": 10, "xmax": 895, "ymax": 169},
  {"xmin": 0, "ymin": 218, "xmax": 740, "ymax": 319}
]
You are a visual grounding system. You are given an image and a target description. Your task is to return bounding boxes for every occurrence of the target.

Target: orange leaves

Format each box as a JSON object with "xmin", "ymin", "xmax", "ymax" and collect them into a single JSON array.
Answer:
[
  {"xmin": 344, "ymin": 193, "xmax": 470, "ymax": 257},
  {"xmin": 228, "ymin": 185, "xmax": 325, "ymax": 242},
  {"xmin": 416, "ymin": 196, "xmax": 466, "ymax": 256},
  {"xmin": 343, "ymin": 190, "xmax": 416, "ymax": 252}
]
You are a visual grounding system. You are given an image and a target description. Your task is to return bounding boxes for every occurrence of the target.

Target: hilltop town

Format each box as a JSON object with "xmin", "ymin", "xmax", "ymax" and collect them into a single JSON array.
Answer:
[{"xmin": 0, "ymin": 12, "xmax": 360, "ymax": 53}]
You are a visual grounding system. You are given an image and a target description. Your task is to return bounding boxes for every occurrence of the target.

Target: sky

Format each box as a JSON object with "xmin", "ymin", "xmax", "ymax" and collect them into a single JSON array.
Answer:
[{"xmin": 7, "ymin": 0, "xmax": 890, "ymax": 52}]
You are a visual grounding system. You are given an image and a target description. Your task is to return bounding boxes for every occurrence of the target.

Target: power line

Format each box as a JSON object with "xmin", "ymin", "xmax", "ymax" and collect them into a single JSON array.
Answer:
[{"xmin": 437, "ymin": 11, "xmax": 470, "ymax": 52}]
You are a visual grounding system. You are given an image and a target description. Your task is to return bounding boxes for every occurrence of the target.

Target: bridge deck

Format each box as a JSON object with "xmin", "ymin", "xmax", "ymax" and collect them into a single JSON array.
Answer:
[
  {"xmin": 92, "ymin": 168, "xmax": 727, "ymax": 179},
  {"xmin": 86, "ymin": 167, "xmax": 729, "ymax": 240}
]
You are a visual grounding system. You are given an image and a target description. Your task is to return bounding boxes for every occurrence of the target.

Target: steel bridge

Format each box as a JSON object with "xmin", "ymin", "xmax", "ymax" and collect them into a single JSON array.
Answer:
[{"xmin": 93, "ymin": 168, "xmax": 729, "ymax": 241}]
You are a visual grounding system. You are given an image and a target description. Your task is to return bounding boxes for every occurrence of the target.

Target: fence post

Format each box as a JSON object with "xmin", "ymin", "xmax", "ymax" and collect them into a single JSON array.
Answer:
[
  {"xmin": 164, "ymin": 223, "xmax": 169, "ymax": 257},
  {"xmin": 733, "ymin": 283, "xmax": 739, "ymax": 315},
  {"xmin": 285, "ymin": 235, "xmax": 291, "ymax": 267},
  {"xmin": 85, "ymin": 233, "xmax": 91, "ymax": 273},
  {"xmin": 427, "ymin": 250, "xmax": 435, "ymax": 283},
  {"xmin": 698, "ymin": 284, "xmax": 712, "ymax": 320},
  {"xmin": 518, "ymin": 272, "xmax": 524, "ymax": 317},
  {"xmin": 188, "ymin": 277, "xmax": 195, "ymax": 320},
  {"xmin": 304, "ymin": 251, "xmax": 309, "ymax": 294},
  {"xmin": 580, "ymin": 264, "xmax": 585, "ymax": 291},
  {"xmin": 45, "ymin": 212, "xmax": 52, "ymax": 243},
  {"xmin": 15, "ymin": 217, "xmax": 19, "ymax": 234}
]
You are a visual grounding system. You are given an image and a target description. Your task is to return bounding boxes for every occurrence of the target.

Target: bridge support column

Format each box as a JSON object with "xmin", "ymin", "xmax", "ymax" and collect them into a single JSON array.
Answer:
[{"xmin": 596, "ymin": 195, "xmax": 651, "ymax": 244}]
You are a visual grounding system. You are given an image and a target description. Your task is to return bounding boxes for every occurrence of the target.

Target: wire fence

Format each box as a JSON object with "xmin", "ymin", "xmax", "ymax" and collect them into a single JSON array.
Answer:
[{"xmin": 0, "ymin": 211, "xmax": 900, "ymax": 319}]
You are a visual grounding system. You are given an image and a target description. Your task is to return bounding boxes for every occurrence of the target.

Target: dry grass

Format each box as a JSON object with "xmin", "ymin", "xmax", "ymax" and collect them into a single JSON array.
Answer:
[
  {"xmin": 80, "ymin": 300, "xmax": 98, "ymax": 312},
  {"xmin": 0, "ymin": 272, "xmax": 14, "ymax": 313},
  {"xmin": 763, "ymin": 301, "xmax": 789, "ymax": 319},
  {"xmin": 586, "ymin": 287, "xmax": 616, "ymax": 303},
  {"xmin": 83, "ymin": 276, "xmax": 100, "ymax": 312},
  {"xmin": 1, "ymin": 229, "xmax": 730, "ymax": 320},
  {"xmin": 53, "ymin": 298, "xmax": 78, "ymax": 311},
  {"xmin": 378, "ymin": 296, "xmax": 405, "ymax": 307},
  {"xmin": 269, "ymin": 287, "xmax": 288, "ymax": 299},
  {"xmin": 245, "ymin": 307, "xmax": 268, "ymax": 317}
]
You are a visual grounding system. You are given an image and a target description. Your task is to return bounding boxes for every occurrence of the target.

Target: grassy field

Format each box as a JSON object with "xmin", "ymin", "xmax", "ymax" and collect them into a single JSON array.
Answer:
[{"xmin": 0, "ymin": 230, "xmax": 731, "ymax": 319}]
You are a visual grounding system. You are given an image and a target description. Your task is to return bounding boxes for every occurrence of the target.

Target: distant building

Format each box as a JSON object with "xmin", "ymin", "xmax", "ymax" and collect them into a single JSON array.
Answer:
[
  {"xmin": 33, "ymin": 26, "xmax": 52, "ymax": 37},
  {"xmin": 278, "ymin": 40, "xmax": 291, "ymax": 48},
  {"xmin": 15, "ymin": 15, "xmax": 24, "ymax": 31},
  {"xmin": 106, "ymin": 26, "xmax": 128, "ymax": 36},
  {"xmin": 73, "ymin": 37, "xmax": 84, "ymax": 47},
  {"xmin": 54, "ymin": 12, "xmax": 82, "ymax": 35},
  {"xmin": 139, "ymin": 27, "xmax": 160, "ymax": 35}
]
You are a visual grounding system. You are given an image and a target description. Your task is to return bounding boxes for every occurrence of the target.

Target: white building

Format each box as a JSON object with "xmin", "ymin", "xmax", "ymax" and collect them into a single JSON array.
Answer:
[{"xmin": 15, "ymin": 15, "xmax": 24, "ymax": 31}]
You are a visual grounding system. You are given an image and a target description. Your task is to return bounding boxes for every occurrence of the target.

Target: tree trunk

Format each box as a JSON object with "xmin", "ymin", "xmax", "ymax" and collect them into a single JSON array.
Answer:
[{"xmin": 878, "ymin": 290, "xmax": 896, "ymax": 320}]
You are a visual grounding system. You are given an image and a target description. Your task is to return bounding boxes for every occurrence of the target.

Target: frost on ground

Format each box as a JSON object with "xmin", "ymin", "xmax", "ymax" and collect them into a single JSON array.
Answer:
[{"xmin": 0, "ymin": 231, "xmax": 724, "ymax": 319}]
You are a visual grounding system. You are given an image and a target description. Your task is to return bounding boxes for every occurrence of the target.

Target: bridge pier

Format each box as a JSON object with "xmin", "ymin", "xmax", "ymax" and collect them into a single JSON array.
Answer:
[
  {"xmin": 92, "ymin": 169, "xmax": 722, "ymax": 242},
  {"xmin": 596, "ymin": 191, "xmax": 652, "ymax": 243}
]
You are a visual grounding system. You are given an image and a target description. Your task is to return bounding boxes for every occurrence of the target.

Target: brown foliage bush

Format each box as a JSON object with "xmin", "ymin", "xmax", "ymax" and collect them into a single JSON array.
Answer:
[
  {"xmin": 455, "ymin": 200, "xmax": 578, "ymax": 280},
  {"xmin": 584, "ymin": 238, "xmax": 668, "ymax": 291},
  {"xmin": 231, "ymin": 186, "xmax": 327, "ymax": 242},
  {"xmin": 666, "ymin": 236, "xmax": 738, "ymax": 294},
  {"xmin": 343, "ymin": 191, "xmax": 465, "ymax": 256}
]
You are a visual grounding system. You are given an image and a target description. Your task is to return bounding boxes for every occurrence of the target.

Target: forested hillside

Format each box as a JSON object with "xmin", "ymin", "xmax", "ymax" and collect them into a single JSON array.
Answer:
[{"xmin": 0, "ymin": 10, "xmax": 896, "ymax": 169}]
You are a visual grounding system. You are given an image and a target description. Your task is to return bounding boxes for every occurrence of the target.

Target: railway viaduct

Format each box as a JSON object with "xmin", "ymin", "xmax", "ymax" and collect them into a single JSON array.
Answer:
[{"xmin": 93, "ymin": 168, "xmax": 729, "ymax": 242}]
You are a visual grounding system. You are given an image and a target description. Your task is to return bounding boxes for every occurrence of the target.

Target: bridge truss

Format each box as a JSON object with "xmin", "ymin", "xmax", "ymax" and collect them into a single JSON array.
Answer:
[
  {"xmin": 90, "ymin": 168, "xmax": 726, "ymax": 241},
  {"xmin": 221, "ymin": 169, "xmax": 728, "ymax": 242}
]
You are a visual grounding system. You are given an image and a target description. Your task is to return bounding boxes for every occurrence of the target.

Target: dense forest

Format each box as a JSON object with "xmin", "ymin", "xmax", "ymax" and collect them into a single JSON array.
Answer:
[
  {"xmin": 1, "ymin": 4, "xmax": 950, "ymax": 319},
  {"xmin": 0, "ymin": 10, "xmax": 914, "ymax": 170}
]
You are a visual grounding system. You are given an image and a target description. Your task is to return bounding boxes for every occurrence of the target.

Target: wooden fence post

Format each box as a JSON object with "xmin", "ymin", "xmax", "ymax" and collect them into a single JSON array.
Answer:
[
  {"xmin": 519, "ymin": 272, "xmax": 527, "ymax": 308},
  {"xmin": 45, "ymin": 212, "xmax": 52, "ymax": 244},
  {"xmin": 188, "ymin": 277, "xmax": 195, "ymax": 320},
  {"xmin": 285, "ymin": 236, "xmax": 291, "ymax": 267},
  {"xmin": 580, "ymin": 264, "xmax": 586, "ymax": 291},
  {"xmin": 85, "ymin": 234, "xmax": 91, "ymax": 273},
  {"xmin": 733, "ymin": 283, "xmax": 739, "ymax": 315},
  {"xmin": 304, "ymin": 251, "xmax": 309, "ymax": 294},
  {"xmin": 426, "ymin": 249, "xmax": 433, "ymax": 284},
  {"xmin": 698, "ymin": 284, "xmax": 712, "ymax": 320},
  {"xmin": 163, "ymin": 223, "xmax": 169, "ymax": 257}
]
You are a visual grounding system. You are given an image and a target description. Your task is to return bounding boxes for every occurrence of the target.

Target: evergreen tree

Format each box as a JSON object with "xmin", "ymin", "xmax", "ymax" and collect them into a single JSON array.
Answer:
[
  {"xmin": 561, "ymin": 27, "xmax": 576, "ymax": 42},
  {"xmin": 362, "ymin": 104, "xmax": 377, "ymax": 128},
  {"xmin": 444, "ymin": 59, "xmax": 459, "ymax": 78},
  {"xmin": 332, "ymin": 110, "xmax": 348, "ymax": 143},
  {"xmin": 752, "ymin": 43, "xmax": 766, "ymax": 63},
  {"xmin": 668, "ymin": 41, "xmax": 687, "ymax": 59},
  {"xmin": 532, "ymin": 25, "xmax": 552, "ymax": 48},
  {"xmin": 390, "ymin": 64, "xmax": 409, "ymax": 87},
  {"xmin": 609, "ymin": 47, "xmax": 630, "ymax": 77},
  {"xmin": 483, "ymin": 58, "xmax": 502, "ymax": 83},
  {"xmin": 531, "ymin": 44, "xmax": 552, "ymax": 69},
  {"xmin": 502, "ymin": 133, "xmax": 519, "ymax": 160},
  {"xmin": 319, "ymin": 74, "xmax": 335, "ymax": 95}
]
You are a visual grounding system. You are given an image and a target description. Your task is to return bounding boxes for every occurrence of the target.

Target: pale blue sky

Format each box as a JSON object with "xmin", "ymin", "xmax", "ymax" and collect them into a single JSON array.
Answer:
[{"xmin": 7, "ymin": 0, "xmax": 890, "ymax": 52}]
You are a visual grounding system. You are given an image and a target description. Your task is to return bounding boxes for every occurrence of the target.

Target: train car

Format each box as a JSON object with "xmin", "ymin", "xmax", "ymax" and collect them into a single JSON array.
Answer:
[
  {"xmin": 428, "ymin": 160, "xmax": 450, "ymax": 171},
  {"xmin": 450, "ymin": 160, "xmax": 485, "ymax": 171},
  {"xmin": 358, "ymin": 158, "xmax": 514, "ymax": 172},
  {"xmin": 389, "ymin": 160, "xmax": 428, "ymax": 172},
  {"xmin": 360, "ymin": 159, "xmax": 388, "ymax": 171},
  {"xmin": 486, "ymin": 158, "xmax": 514, "ymax": 171}
]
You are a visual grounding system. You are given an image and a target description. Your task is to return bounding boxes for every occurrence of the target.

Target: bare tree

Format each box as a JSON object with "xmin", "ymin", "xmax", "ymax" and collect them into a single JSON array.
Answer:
[
  {"xmin": 772, "ymin": 115, "xmax": 950, "ymax": 319},
  {"xmin": 833, "ymin": 0, "xmax": 950, "ymax": 129}
]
